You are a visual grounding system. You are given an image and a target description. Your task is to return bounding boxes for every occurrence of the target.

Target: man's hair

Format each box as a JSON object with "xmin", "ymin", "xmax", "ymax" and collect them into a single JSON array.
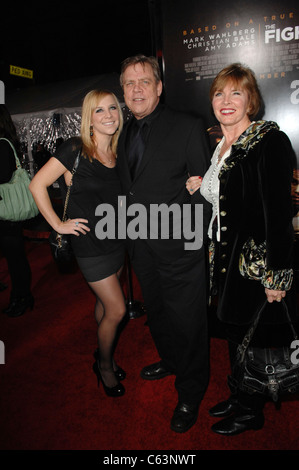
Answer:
[{"xmin": 120, "ymin": 54, "xmax": 161, "ymax": 87}]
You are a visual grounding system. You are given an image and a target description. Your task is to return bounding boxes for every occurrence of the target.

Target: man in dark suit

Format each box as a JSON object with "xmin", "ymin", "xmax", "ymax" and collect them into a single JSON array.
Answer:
[{"xmin": 117, "ymin": 55, "xmax": 211, "ymax": 433}]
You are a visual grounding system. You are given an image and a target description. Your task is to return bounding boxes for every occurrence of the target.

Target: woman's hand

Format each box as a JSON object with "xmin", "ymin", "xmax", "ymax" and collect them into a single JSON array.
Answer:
[
  {"xmin": 56, "ymin": 218, "xmax": 90, "ymax": 236},
  {"xmin": 265, "ymin": 288, "xmax": 286, "ymax": 303},
  {"xmin": 29, "ymin": 158, "xmax": 90, "ymax": 237},
  {"xmin": 186, "ymin": 176, "xmax": 202, "ymax": 195}
]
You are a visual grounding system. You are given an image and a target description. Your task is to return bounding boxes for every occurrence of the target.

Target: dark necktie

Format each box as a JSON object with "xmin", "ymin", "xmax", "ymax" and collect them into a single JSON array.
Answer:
[{"xmin": 128, "ymin": 121, "xmax": 146, "ymax": 180}]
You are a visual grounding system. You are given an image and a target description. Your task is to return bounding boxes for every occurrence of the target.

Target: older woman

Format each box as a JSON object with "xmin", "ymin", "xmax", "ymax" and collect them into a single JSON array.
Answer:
[
  {"xmin": 30, "ymin": 90, "xmax": 127, "ymax": 397},
  {"xmin": 187, "ymin": 63, "xmax": 297, "ymax": 435}
]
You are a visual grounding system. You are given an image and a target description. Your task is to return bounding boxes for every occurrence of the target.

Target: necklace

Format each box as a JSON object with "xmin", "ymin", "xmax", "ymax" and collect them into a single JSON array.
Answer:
[{"xmin": 95, "ymin": 149, "xmax": 115, "ymax": 166}]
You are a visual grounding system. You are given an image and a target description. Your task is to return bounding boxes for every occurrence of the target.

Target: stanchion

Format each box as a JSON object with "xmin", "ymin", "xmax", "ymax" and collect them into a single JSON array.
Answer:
[{"xmin": 125, "ymin": 256, "xmax": 145, "ymax": 319}]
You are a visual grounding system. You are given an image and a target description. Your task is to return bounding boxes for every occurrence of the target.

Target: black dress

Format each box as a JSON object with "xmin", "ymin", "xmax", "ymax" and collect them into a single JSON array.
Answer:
[{"xmin": 54, "ymin": 137, "xmax": 125, "ymax": 282}]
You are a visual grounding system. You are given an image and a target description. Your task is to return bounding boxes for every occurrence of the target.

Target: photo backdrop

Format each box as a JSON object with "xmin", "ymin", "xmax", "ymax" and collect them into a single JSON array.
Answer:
[{"xmin": 158, "ymin": 0, "xmax": 299, "ymax": 235}]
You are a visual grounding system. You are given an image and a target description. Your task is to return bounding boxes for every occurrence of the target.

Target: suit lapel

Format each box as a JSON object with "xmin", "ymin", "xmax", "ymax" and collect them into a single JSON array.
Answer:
[
  {"xmin": 133, "ymin": 107, "xmax": 173, "ymax": 182},
  {"xmin": 118, "ymin": 122, "xmax": 132, "ymax": 184}
]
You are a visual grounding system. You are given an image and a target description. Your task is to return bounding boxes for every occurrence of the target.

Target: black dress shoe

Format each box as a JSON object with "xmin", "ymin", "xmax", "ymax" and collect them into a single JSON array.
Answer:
[
  {"xmin": 170, "ymin": 402, "xmax": 199, "ymax": 433},
  {"xmin": 209, "ymin": 396, "xmax": 239, "ymax": 417},
  {"xmin": 211, "ymin": 410, "xmax": 264, "ymax": 436},
  {"xmin": 140, "ymin": 361, "xmax": 172, "ymax": 380},
  {"xmin": 3, "ymin": 294, "xmax": 34, "ymax": 318}
]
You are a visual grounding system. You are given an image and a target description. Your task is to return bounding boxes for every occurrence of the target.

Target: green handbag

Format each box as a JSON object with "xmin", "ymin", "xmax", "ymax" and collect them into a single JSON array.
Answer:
[{"xmin": 0, "ymin": 138, "xmax": 39, "ymax": 221}]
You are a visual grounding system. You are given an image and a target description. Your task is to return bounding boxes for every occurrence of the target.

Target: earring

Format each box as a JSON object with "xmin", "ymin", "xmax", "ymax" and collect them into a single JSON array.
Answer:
[{"xmin": 90, "ymin": 125, "xmax": 93, "ymax": 137}]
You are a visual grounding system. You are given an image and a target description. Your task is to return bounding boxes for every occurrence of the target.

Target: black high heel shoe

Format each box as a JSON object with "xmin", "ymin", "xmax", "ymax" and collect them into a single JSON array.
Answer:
[
  {"xmin": 3, "ymin": 294, "xmax": 34, "ymax": 318},
  {"xmin": 93, "ymin": 349, "xmax": 126, "ymax": 381},
  {"xmin": 92, "ymin": 361, "xmax": 125, "ymax": 397}
]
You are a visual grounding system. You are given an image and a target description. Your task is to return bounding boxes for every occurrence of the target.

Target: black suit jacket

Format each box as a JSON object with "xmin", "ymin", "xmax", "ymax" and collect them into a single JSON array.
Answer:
[{"xmin": 116, "ymin": 105, "xmax": 211, "ymax": 260}]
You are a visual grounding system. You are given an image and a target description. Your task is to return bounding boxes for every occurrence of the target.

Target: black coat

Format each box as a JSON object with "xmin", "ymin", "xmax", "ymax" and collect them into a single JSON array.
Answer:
[
  {"xmin": 214, "ymin": 121, "xmax": 297, "ymax": 330},
  {"xmin": 116, "ymin": 104, "xmax": 211, "ymax": 260}
]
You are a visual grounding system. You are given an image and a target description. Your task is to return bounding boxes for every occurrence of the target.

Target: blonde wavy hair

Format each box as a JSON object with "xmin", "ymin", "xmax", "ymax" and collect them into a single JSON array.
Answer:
[{"xmin": 81, "ymin": 89, "xmax": 123, "ymax": 162}]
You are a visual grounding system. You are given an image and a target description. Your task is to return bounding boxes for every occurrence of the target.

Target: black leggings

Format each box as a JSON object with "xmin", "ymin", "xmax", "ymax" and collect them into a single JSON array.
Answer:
[{"xmin": 0, "ymin": 221, "xmax": 32, "ymax": 298}]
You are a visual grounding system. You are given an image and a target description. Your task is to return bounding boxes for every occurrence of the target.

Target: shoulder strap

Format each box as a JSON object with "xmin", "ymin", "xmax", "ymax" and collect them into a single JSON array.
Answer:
[
  {"xmin": 0, "ymin": 137, "xmax": 21, "ymax": 168},
  {"xmin": 61, "ymin": 147, "xmax": 81, "ymax": 222}
]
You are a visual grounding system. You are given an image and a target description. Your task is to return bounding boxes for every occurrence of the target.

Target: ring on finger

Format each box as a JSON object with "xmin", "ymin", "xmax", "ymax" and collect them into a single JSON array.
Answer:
[{"xmin": 75, "ymin": 221, "xmax": 79, "ymax": 226}]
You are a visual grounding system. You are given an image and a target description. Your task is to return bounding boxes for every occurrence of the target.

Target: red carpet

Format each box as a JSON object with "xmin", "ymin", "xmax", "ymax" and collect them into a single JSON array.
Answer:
[{"xmin": 0, "ymin": 239, "xmax": 299, "ymax": 454}]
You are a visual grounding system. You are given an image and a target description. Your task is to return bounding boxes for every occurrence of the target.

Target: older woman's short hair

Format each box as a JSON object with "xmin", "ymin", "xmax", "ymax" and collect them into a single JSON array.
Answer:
[{"xmin": 209, "ymin": 63, "xmax": 262, "ymax": 119}]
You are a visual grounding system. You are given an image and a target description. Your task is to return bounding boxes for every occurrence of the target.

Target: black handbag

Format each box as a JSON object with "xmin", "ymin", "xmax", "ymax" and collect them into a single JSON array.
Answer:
[
  {"xmin": 230, "ymin": 299, "xmax": 299, "ymax": 403},
  {"xmin": 49, "ymin": 149, "xmax": 81, "ymax": 264}
]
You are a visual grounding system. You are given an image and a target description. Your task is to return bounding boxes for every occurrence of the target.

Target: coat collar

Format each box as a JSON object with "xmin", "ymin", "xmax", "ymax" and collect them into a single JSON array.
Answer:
[{"xmin": 219, "ymin": 120, "xmax": 279, "ymax": 177}]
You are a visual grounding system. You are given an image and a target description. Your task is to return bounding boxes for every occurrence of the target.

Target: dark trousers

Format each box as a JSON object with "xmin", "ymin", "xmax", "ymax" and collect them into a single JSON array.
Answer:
[
  {"xmin": 0, "ymin": 221, "xmax": 32, "ymax": 298},
  {"xmin": 131, "ymin": 240, "xmax": 209, "ymax": 405}
]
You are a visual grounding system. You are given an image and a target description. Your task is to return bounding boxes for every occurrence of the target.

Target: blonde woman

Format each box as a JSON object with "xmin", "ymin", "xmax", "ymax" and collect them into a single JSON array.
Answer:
[{"xmin": 30, "ymin": 90, "xmax": 126, "ymax": 397}]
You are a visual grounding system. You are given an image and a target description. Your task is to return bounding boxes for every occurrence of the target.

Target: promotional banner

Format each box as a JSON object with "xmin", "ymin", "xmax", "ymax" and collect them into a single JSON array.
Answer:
[{"xmin": 159, "ymin": 0, "xmax": 299, "ymax": 235}]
